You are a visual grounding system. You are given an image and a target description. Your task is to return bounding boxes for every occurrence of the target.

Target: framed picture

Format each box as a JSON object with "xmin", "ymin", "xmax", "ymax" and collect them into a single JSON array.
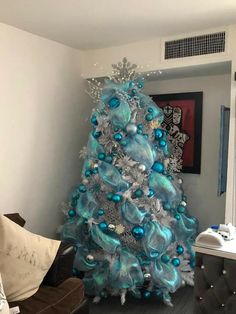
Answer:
[
  {"xmin": 217, "ymin": 106, "xmax": 230, "ymax": 196},
  {"xmin": 151, "ymin": 92, "xmax": 203, "ymax": 174}
]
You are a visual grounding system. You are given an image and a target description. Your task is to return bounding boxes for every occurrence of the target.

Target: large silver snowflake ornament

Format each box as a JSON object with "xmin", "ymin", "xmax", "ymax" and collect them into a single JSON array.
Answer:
[{"xmin": 110, "ymin": 57, "xmax": 139, "ymax": 83}]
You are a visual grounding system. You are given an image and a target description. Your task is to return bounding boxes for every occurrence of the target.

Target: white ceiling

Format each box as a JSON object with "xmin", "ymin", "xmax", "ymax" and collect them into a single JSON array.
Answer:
[{"xmin": 0, "ymin": 0, "xmax": 236, "ymax": 50}]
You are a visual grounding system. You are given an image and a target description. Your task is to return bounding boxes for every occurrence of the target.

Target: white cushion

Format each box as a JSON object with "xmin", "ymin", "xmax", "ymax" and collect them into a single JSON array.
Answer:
[
  {"xmin": 0, "ymin": 273, "xmax": 10, "ymax": 314},
  {"xmin": 0, "ymin": 214, "xmax": 61, "ymax": 302}
]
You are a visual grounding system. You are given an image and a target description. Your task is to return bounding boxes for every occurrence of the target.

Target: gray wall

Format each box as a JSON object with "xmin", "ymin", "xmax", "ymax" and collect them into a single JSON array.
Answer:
[{"xmin": 144, "ymin": 74, "xmax": 231, "ymax": 231}]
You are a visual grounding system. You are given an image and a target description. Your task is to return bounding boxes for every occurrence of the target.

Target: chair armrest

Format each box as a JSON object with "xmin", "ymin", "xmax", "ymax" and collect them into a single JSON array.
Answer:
[{"xmin": 43, "ymin": 242, "xmax": 75, "ymax": 286}]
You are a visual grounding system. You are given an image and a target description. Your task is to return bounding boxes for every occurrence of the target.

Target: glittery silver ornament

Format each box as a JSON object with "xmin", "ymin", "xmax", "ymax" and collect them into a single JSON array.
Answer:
[
  {"xmin": 108, "ymin": 224, "xmax": 116, "ymax": 231},
  {"xmin": 144, "ymin": 273, "xmax": 151, "ymax": 280},
  {"xmin": 178, "ymin": 178, "xmax": 183, "ymax": 184},
  {"xmin": 138, "ymin": 164, "xmax": 146, "ymax": 172},
  {"xmin": 93, "ymin": 163, "xmax": 98, "ymax": 168},
  {"xmin": 86, "ymin": 254, "xmax": 94, "ymax": 262},
  {"xmin": 126, "ymin": 123, "xmax": 137, "ymax": 135},
  {"xmin": 115, "ymin": 224, "xmax": 125, "ymax": 234}
]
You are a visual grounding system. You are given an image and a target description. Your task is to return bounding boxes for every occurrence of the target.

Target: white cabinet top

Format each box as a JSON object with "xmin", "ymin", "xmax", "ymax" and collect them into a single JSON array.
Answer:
[{"xmin": 193, "ymin": 238, "xmax": 236, "ymax": 260}]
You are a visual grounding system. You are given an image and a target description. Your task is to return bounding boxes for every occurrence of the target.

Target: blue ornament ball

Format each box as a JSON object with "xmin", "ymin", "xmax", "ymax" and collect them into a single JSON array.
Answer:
[
  {"xmin": 113, "ymin": 133, "xmax": 123, "ymax": 141},
  {"xmin": 105, "ymin": 155, "xmax": 113, "ymax": 163},
  {"xmin": 92, "ymin": 130, "xmax": 101, "ymax": 138},
  {"xmin": 90, "ymin": 115, "xmax": 98, "ymax": 126},
  {"xmin": 98, "ymin": 209, "xmax": 105, "ymax": 216},
  {"xmin": 154, "ymin": 129, "xmax": 163, "ymax": 139},
  {"xmin": 172, "ymin": 258, "xmax": 181, "ymax": 267},
  {"xmin": 134, "ymin": 188, "xmax": 144, "ymax": 198},
  {"xmin": 152, "ymin": 161, "xmax": 164, "ymax": 173},
  {"xmin": 85, "ymin": 169, "xmax": 91, "ymax": 177},
  {"xmin": 108, "ymin": 97, "xmax": 120, "ymax": 109},
  {"xmin": 175, "ymin": 213, "xmax": 181, "ymax": 220},
  {"xmin": 137, "ymin": 80, "xmax": 144, "ymax": 89},
  {"xmin": 130, "ymin": 88, "xmax": 137, "ymax": 96},
  {"xmin": 112, "ymin": 194, "xmax": 123, "ymax": 203},
  {"xmin": 145, "ymin": 113, "xmax": 153, "ymax": 121},
  {"xmin": 161, "ymin": 254, "xmax": 170, "ymax": 264},
  {"xmin": 120, "ymin": 140, "xmax": 128, "ymax": 146},
  {"xmin": 106, "ymin": 192, "xmax": 113, "ymax": 201},
  {"xmin": 132, "ymin": 225, "xmax": 145, "ymax": 239},
  {"xmin": 163, "ymin": 202, "xmax": 171, "ymax": 211},
  {"xmin": 177, "ymin": 205, "xmax": 186, "ymax": 214},
  {"xmin": 137, "ymin": 129, "xmax": 143, "ymax": 134},
  {"xmin": 176, "ymin": 245, "xmax": 184, "ymax": 255},
  {"xmin": 79, "ymin": 184, "xmax": 87, "ymax": 193},
  {"xmin": 99, "ymin": 221, "xmax": 108, "ymax": 231},
  {"xmin": 137, "ymin": 124, "xmax": 143, "ymax": 130},
  {"xmin": 159, "ymin": 139, "xmax": 167, "ymax": 147},
  {"xmin": 148, "ymin": 188, "xmax": 155, "ymax": 197},
  {"xmin": 68, "ymin": 209, "xmax": 76, "ymax": 218},
  {"xmin": 148, "ymin": 107, "xmax": 154, "ymax": 113},
  {"xmin": 129, "ymin": 81, "xmax": 136, "ymax": 88},
  {"xmin": 92, "ymin": 167, "xmax": 98, "ymax": 174},
  {"xmin": 150, "ymin": 251, "xmax": 159, "ymax": 258},
  {"xmin": 98, "ymin": 152, "xmax": 106, "ymax": 160},
  {"xmin": 143, "ymin": 290, "xmax": 151, "ymax": 299}
]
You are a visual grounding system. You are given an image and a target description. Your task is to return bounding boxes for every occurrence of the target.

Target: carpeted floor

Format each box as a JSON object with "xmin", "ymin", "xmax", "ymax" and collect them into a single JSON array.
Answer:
[{"xmin": 90, "ymin": 286, "xmax": 194, "ymax": 314}]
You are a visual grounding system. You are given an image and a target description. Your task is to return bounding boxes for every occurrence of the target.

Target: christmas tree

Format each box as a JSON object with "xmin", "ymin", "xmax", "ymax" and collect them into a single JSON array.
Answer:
[{"xmin": 61, "ymin": 58, "xmax": 198, "ymax": 306}]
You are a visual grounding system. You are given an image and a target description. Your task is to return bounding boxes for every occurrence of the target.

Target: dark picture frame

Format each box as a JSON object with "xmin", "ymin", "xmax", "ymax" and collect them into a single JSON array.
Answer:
[
  {"xmin": 151, "ymin": 92, "xmax": 203, "ymax": 174},
  {"xmin": 217, "ymin": 106, "xmax": 230, "ymax": 196}
]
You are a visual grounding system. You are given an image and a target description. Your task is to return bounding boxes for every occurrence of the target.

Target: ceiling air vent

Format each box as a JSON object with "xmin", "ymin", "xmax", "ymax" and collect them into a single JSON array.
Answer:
[{"xmin": 164, "ymin": 32, "xmax": 225, "ymax": 60}]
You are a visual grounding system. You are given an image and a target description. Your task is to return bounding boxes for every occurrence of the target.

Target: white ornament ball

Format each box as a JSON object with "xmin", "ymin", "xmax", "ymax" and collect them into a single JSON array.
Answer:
[
  {"xmin": 108, "ymin": 224, "xmax": 116, "ymax": 231},
  {"xmin": 178, "ymin": 178, "xmax": 183, "ymax": 184},
  {"xmin": 126, "ymin": 123, "xmax": 137, "ymax": 135},
  {"xmin": 86, "ymin": 254, "xmax": 94, "ymax": 262},
  {"xmin": 180, "ymin": 201, "xmax": 187, "ymax": 207},
  {"xmin": 83, "ymin": 179, "xmax": 89, "ymax": 184},
  {"xmin": 93, "ymin": 163, "xmax": 98, "ymax": 168},
  {"xmin": 138, "ymin": 164, "xmax": 146, "ymax": 172},
  {"xmin": 182, "ymin": 280, "xmax": 186, "ymax": 287}
]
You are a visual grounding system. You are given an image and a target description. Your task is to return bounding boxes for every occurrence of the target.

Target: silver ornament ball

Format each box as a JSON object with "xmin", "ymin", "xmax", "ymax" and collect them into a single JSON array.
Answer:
[
  {"xmin": 138, "ymin": 164, "xmax": 146, "ymax": 172},
  {"xmin": 180, "ymin": 201, "xmax": 187, "ymax": 207},
  {"xmin": 108, "ymin": 224, "xmax": 116, "ymax": 231},
  {"xmin": 178, "ymin": 178, "xmax": 183, "ymax": 184},
  {"xmin": 86, "ymin": 254, "xmax": 94, "ymax": 262},
  {"xmin": 126, "ymin": 123, "xmax": 137, "ymax": 135},
  {"xmin": 144, "ymin": 273, "xmax": 151, "ymax": 280}
]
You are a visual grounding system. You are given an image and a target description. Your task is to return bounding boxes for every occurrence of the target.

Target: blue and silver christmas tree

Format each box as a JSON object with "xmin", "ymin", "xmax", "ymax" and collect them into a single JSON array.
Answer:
[{"xmin": 62, "ymin": 58, "xmax": 198, "ymax": 306}]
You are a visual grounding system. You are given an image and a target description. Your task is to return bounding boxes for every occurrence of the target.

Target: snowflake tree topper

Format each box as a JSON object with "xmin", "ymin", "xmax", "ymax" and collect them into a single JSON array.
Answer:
[
  {"xmin": 110, "ymin": 57, "xmax": 139, "ymax": 83},
  {"xmin": 87, "ymin": 57, "xmax": 139, "ymax": 102}
]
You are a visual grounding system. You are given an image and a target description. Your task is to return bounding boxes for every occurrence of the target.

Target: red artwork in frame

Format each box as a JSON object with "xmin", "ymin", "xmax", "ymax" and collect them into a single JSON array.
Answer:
[{"xmin": 151, "ymin": 92, "xmax": 203, "ymax": 174}]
